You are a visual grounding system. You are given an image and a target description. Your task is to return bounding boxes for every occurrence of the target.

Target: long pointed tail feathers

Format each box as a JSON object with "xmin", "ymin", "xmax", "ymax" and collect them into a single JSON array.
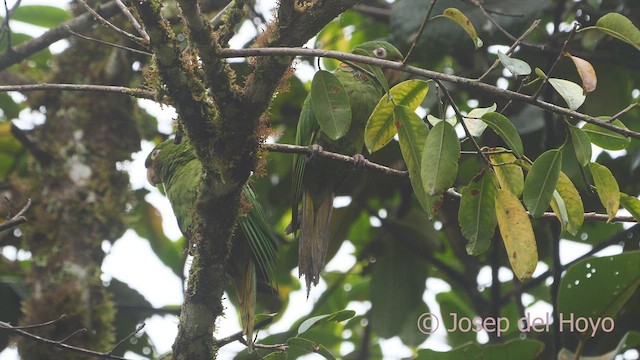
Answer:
[
  {"xmin": 299, "ymin": 191, "xmax": 334, "ymax": 295},
  {"xmin": 236, "ymin": 259, "xmax": 256, "ymax": 352}
]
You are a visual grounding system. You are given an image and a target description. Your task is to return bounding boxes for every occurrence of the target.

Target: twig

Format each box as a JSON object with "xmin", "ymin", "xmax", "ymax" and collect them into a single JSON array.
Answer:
[
  {"xmin": 403, "ymin": 0, "xmax": 438, "ymax": 64},
  {"xmin": 607, "ymin": 102, "xmax": 639, "ymax": 123},
  {"xmin": 65, "ymin": 26, "xmax": 152, "ymax": 56},
  {"xmin": 434, "ymin": 79, "xmax": 490, "ymax": 165},
  {"xmin": 108, "ymin": 323, "xmax": 145, "ymax": 355},
  {"xmin": 0, "ymin": 198, "xmax": 31, "ymax": 232},
  {"xmin": 471, "ymin": 0, "xmax": 543, "ymax": 50},
  {"xmin": 477, "ymin": 19, "xmax": 540, "ymax": 82},
  {"xmin": 214, "ymin": 317, "xmax": 274, "ymax": 348},
  {"xmin": 57, "ymin": 328, "xmax": 87, "ymax": 344},
  {"xmin": 217, "ymin": 47, "xmax": 640, "ymax": 139},
  {"xmin": 0, "ymin": 314, "xmax": 64, "ymax": 330},
  {"xmin": 0, "ymin": 320, "xmax": 131, "ymax": 360},
  {"xmin": 262, "ymin": 143, "xmax": 408, "ymax": 177},
  {"xmin": 210, "ymin": 0, "xmax": 236, "ymax": 28},
  {"xmin": 114, "ymin": 0, "xmax": 149, "ymax": 41},
  {"xmin": 77, "ymin": 0, "xmax": 145, "ymax": 46},
  {"xmin": 532, "ymin": 22, "xmax": 579, "ymax": 100},
  {"xmin": 0, "ymin": 83, "xmax": 154, "ymax": 99}
]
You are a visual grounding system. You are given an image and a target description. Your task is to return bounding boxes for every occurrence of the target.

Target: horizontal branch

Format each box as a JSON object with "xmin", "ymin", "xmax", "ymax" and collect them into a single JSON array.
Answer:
[
  {"xmin": 0, "ymin": 1, "xmax": 121, "ymax": 71},
  {"xmin": 221, "ymin": 47, "xmax": 640, "ymax": 140},
  {"xmin": 0, "ymin": 84, "xmax": 154, "ymax": 99},
  {"xmin": 0, "ymin": 199, "xmax": 31, "ymax": 232},
  {"xmin": 263, "ymin": 143, "xmax": 638, "ymax": 223},
  {"xmin": 0, "ymin": 320, "xmax": 130, "ymax": 360}
]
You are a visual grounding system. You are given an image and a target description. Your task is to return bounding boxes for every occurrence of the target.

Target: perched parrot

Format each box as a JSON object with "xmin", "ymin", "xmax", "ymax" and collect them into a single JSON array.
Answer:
[
  {"xmin": 291, "ymin": 41, "xmax": 403, "ymax": 292},
  {"xmin": 145, "ymin": 138, "xmax": 277, "ymax": 351}
]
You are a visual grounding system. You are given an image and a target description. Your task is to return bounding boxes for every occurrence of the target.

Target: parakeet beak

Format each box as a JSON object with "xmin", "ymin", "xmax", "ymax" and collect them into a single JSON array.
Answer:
[{"xmin": 147, "ymin": 167, "xmax": 159, "ymax": 186}]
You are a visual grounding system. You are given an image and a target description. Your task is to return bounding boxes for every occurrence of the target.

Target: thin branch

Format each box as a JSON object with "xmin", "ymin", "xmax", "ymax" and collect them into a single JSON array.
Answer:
[
  {"xmin": 264, "ymin": 142, "xmax": 638, "ymax": 223},
  {"xmin": 532, "ymin": 22, "xmax": 579, "ymax": 100},
  {"xmin": 108, "ymin": 323, "xmax": 145, "ymax": 355},
  {"xmin": 477, "ymin": 19, "xmax": 540, "ymax": 82},
  {"xmin": 262, "ymin": 143, "xmax": 408, "ymax": 178},
  {"xmin": 0, "ymin": 83, "xmax": 155, "ymax": 99},
  {"xmin": 213, "ymin": 317, "xmax": 274, "ymax": 348},
  {"xmin": 114, "ymin": 0, "xmax": 149, "ymax": 41},
  {"xmin": 471, "ymin": 0, "xmax": 543, "ymax": 50},
  {"xmin": 77, "ymin": 0, "xmax": 145, "ymax": 46},
  {"xmin": 0, "ymin": 198, "xmax": 31, "ymax": 232},
  {"xmin": 607, "ymin": 102, "xmax": 639, "ymax": 123},
  {"xmin": 0, "ymin": 321, "xmax": 130, "ymax": 360},
  {"xmin": 0, "ymin": 1, "xmax": 121, "ymax": 71},
  {"xmin": 403, "ymin": 0, "xmax": 438, "ymax": 64},
  {"xmin": 57, "ymin": 328, "xmax": 87, "ymax": 344},
  {"xmin": 65, "ymin": 26, "xmax": 152, "ymax": 56},
  {"xmin": 218, "ymin": 47, "xmax": 640, "ymax": 139}
]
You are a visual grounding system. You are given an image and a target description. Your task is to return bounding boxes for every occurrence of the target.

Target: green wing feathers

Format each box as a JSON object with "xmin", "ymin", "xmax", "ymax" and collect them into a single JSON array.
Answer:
[{"xmin": 146, "ymin": 139, "xmax": 277, "ymax": 351}]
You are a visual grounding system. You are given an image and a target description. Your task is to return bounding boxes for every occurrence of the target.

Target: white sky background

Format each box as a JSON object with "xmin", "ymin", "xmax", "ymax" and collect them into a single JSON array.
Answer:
[{"xmin": 0, "ymin": 1, "xmax": 637, "ymax": 359}]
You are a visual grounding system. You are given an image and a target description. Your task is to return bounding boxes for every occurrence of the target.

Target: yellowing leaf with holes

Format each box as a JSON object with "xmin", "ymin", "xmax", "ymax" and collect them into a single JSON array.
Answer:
[
  {"xmin": 565, "ymin": 53, "xmax": 597, "ymax": 94},
  {"xmin": 489, "ymin": 148, "xmax": 524, "ymax": 197},
  {"xmin": 590, "ymin": 162, "xmax": 620, "ymax": 222},
  {"xmin": 459, "ymin": 170, "xmax": 497, "ymax": 255},
  {"xmin": 570, "ymin": 127, "xmax": 592, "ymax": 167},
  {"xmin": 421, "ymin": 121, "xmax": 460, "ymax": 196},
  {"xmin": 523, "ymin": 149, "xmax": 562, "ymax": 218},
  {"xmin": 310, "ymin": 70, "xmax": 351, "ymax": 140},
  {"xmin": 549, "ymin": 78, "xmax": 586, "ymax": 110},
  {"xmin": 395, "ymin": 105, "xmax": 443, "ymax": 219},
  {"xmin": 365, "ymin": 80, "xmax": 429, "ymax": 153},
  {"xmin": 495, "ymin": 189, "xmax": 538, "ymax": 281},
  {"xmin": 441, "ymin": 8, "xmax": 483, "ymax": 48},
  {"xmin": 550, "ymin": 172, "xmax": 584, "ymax": 235}
]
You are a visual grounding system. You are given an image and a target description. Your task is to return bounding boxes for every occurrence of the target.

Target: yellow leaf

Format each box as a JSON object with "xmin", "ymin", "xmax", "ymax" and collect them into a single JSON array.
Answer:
[
  {"xmin": 495, "ymin": 189, "xmax": 538, "ymax": 280},
  {"xmin": 489, "ymin": 147, "xmax": 523, "ymax": 197},
  {"xmin": 565, "ymin": 52, "xmax": 597, "ymax": 94}
]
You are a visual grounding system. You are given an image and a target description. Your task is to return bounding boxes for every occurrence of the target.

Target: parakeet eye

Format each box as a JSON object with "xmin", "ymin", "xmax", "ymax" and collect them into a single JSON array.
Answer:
[
  {"xmin": 151, "ymin": 149, "xmax": 160, "ymax": 160},
  {"xmin": 373, "ymin": 47, "xmax": 387, "ymax": 58}
]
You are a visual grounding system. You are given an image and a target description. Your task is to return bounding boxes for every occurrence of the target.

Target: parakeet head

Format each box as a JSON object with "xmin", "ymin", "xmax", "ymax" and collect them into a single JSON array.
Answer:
[
  {"xmin": 352, "ymin": 41, "xmax": 404, "ymax": 85},
  {"xmin": 145, "ymin": 138, "xmax": 196, "ymax": 186}
]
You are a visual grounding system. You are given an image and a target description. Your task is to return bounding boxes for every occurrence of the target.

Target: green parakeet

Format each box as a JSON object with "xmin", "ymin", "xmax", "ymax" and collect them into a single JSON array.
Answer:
[
  {"xmin": 291, "ymin": 41, "xmax": 403, "ymax": 292},
  {"xmin": 145, "ymin": 138, "xmax": 277, "ymax": 351}
]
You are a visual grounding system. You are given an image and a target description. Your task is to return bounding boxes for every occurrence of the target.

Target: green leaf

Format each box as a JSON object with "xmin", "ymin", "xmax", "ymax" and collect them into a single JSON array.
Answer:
[
  {"xmin": 570, "ymin": 127, "xmax": 592, "ymax": 167},
  {"xmin": 436, "ymin": 292, "xmax": 477, "ymax": 346},
  {"xmin": 489, "ymin": 148, "xmax": 524, "ymax": 197},
  {"xmin": 440, "ymin": 8, "xmax": 483, "ymax": 48},
  {"xmin": 463, "ymin": 103, "xmax": 496, "ymax": 137},
  {"xmin": 480, "ymin": 112, "xmax": 524, "ymax": 157},
  {"xmin": 365, "ymin": 79, "xmax": 429, "ymax": 153},
  {"xmin": 548, "ymin": 78, "xmax": 586, "ymax": 110},
  {"xmin": 459, "ymin": 170, "xmax": 498, "ymax": 255},
  {"xmin": 578, "ymin": 13, "xmax": 640, "ymax": 51},
  {"xmin": 10, "ymin": 5, "xmax": 71, "ymax": 28},
  {"xmin": 581, "ymin": 119, "xmax": 631, "ymax": 151},
  {"xmin": 550, "ymin": 172, "xmax": 584, "ymax": 236},
  {"xmin": 620, "ymin": 193, "xmax": 640, "ymax": 222},
  {"xmin": 416, "ymin": 340, "xmax": 545, "ymax": 360},
  {"xmin": 497, "ymin": 51, "xmax": 531, "ymax": 76},
  {"xmin": 496, "ymin": 189, "xmax": 538, "ymax": 281},
  {"xmin": 523, "ymin": 149, "xmax": 562, "ymax": 218},
  {"xmin": 297, "ymin": 310, "xmax": 356, "ymax": 335},
  {"xmin": 310, "ymin": 70, "xmax": 351, "ymax": 140},
  {"xmin": 421, "ymin": 121, "xmax": 460, "ymax": 196},
  {"xmin": 558, "ymin": 251, "xmax": 640, "ymax": 325},
  {"xmin": 288, "ymin": 337, "xmax": 335, "ymax": 359},
  {"xmin": 590, "ymin": 162, "xmax": 620, "ymax": 222},
  {"xmin": 426, "ymin": 114, "xmax": 456, "ymax": 127},
  {"xmin": 395, "ymin": 105, "xmax": 443, "ymax": 218}
]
